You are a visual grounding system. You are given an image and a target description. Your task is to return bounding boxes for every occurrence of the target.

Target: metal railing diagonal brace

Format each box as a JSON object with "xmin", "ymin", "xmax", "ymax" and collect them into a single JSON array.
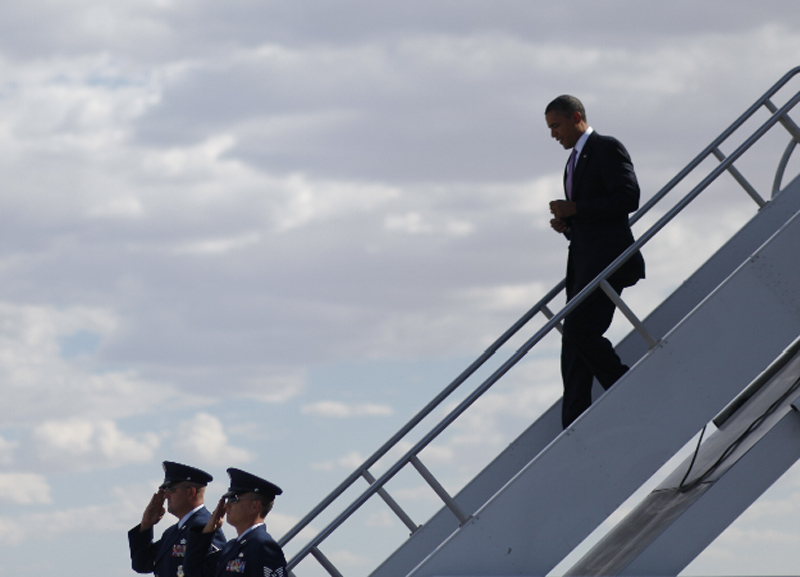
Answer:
[
  {"xmin": 279, "ymin": 280, "xmax": 564, "ymax": 550},
  {"xmin": 409, "ymin": 455, "xmax": 472, "ymax": 525},
  {"xmin": 764, "ymin": 98, "xmax": 800, "ymax": 143},
  {"xmin": 541, "ymin": 304, "xmax": 565, "ymax": 335},
  {"xmin": 773, "ymin": 139, "xmax": 799, "ymax": 197},
  {"xmin": 361, "ymin": 469, "xmax": 420, "ymax": 534},
  {"xmin": 711, "ymin": 146, "xmax": 766, "ymax": 208},
  {"xmin": 310, "ymin": 546, "xmax": 344, "ymax": 577},
  {"xmin": 599, "ymin": 280, "xmax": 657, "ymax": 349},
  {"xmin": 285, "ymin": 92, "xmax": 800, "ymax": 568},
  {"xmin": 280, "ymin": 67, "xmax": 800, "ymax": 574},
  {"xmin": 764, "ymin": 96, "xmax": 800, "ymax": 198}
]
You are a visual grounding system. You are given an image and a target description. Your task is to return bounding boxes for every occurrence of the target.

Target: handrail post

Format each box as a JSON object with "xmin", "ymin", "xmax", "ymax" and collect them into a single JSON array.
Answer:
[
  {"xmin": 764, "ymin": 98, "xmax": 800, "ymax": 143},
  {"xmin": 599, "ymin": 280, "xmax": 657, "ymax": 349},
  {"xmin": 281, "ymin": 67, "xmax": 800, "ymax": 573},
  {"xmin": 409, "ymin": 455, "xmax": 472, "ymax": 525},
  {"xmin": 773, "ymin": 139, "xmax": 799, "ymax": 197},
  {"xmin": 361, "ymin": 469, "xmax": 420, "ymax": 534},
  {"xmin": 309, "ymin": 546, "xmax": 345, "ymax": 577},
  {"xmin": 711, "ymin": 146, "xmax": 766, "ymax": 207},
  {"xmin": 541, "ymin": 304, "xmax": 565, "ymax": 334}
]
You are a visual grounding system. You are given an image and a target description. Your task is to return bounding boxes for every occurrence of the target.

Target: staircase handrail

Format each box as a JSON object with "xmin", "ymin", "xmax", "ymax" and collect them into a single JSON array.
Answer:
[{"xmin": 280, "ymin": 65, "xmax": 800, "ymax": 575}]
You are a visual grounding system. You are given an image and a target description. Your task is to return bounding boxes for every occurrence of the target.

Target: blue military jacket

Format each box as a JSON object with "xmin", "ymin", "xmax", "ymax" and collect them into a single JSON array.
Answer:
[
  {"xmin": 129, "ymin": 507, "xmax": 226, "ymax": 577},
  {"xmin": 185, "ymin": 523, "xmax": 287, "ymax": 577}
]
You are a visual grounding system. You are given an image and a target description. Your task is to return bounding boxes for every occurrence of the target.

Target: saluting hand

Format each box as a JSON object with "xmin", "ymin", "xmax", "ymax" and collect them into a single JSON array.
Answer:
[
  {"xmin": 203, "ymin": 496, "xmax": 226, "ymax": 534},
  {"xmin": 140, "ymin": 489, "xmax": 166, "ymax": 531}
]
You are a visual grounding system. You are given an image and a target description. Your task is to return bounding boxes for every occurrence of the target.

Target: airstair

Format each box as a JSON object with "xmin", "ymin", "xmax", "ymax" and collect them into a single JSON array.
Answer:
[{"xmin": 279, "ymin": 66, "xmax": 800, "ymax": 576}]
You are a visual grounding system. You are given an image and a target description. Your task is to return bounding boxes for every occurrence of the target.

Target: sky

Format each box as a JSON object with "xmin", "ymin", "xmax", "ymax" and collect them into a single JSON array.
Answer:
[{"xmin": 1, "ymin": 1, "xmax": 800, "ymax": 576}]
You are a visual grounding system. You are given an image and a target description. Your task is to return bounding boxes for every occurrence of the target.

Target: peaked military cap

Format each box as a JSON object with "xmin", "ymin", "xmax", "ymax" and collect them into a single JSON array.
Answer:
[
  {"xmin": 159, "ymin": 461, "xmax": 214, "ymax": 488},
  {"xmin": 225, "ymin": 467, "xmax": 283, "ymax": 499}
]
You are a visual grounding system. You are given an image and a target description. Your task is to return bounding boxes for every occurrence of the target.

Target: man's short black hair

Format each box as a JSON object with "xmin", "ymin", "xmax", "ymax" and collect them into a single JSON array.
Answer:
[
  {"xmin": 545, "ymin": 95, "xmax": 587, "ymax": 122},
  {"xmin": 254, "ymin": 495, "xmax": 275, "ymax": 519}
]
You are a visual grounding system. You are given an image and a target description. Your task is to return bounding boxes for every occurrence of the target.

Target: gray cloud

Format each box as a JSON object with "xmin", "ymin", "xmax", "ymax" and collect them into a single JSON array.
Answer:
[{"xmin": 1, "ymin": 3, "xmax": 800, "ymax": 575}]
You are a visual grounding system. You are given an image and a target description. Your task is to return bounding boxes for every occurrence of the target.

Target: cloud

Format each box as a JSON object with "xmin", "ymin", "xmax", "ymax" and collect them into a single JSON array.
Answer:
[
  {"xmin": 0, "ymin": 3, "xmax": 798, "ymax": 576},
  {"xmin": 0, "ymin": 437, "xmax": 18, "ymax": 465},
  {"xmin": 310, "ymin": 450, "xmax": 365, "ymax": 472},
  {"xmin": 173, "ymin": 412, "xmax": 254, "ymax": 466},
  {"xmin": 384, "ymin": 212, "xmax": 475, "ymax": 237},
  {"xmin": 32, "ymin": 419, "xmax": 159, "ymax": 470},
  {"xmin": 0, "ymin": 473, "xmax": 51, "ymax": 505},
  {"xmin": 301, "ymin": 401, "xmax": 393, "ymax": 418},
  {"xmin": 0, "ymin": 502, "xmax": 128, "ymax": 547},
  {"xmin": 0, "ymin": 302, "xmax": 176, "ymax": 426}
]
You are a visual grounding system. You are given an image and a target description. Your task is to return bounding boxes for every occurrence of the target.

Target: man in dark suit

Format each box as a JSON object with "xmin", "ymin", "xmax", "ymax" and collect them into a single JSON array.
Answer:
[
  {"xmin": 185, "ymin": 467, "xmax": 287, "ymax": 577},
  {"xmin": 545, "ymin": 95, "xmax": 645, "ymax": 428},
  {"xmin": 128, "ymin": 461, "xmax": 226, "ymax": 577}
]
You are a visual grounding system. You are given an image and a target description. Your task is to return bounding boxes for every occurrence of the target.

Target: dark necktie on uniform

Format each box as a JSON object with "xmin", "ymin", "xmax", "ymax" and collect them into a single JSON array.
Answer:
[{"xmin": 565, "ymin": 148, "xmax": 578, "ymax": 199}]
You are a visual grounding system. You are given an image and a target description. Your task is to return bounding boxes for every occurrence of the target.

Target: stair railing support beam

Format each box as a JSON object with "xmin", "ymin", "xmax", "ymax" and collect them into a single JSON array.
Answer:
[
  {"xmin": 310, "ymin": 546, "xmax": 345, "ymax": 577},
  {"xmin": 773, "ymin": 139, "xmax": 799, "ymax": 197},
  {"xmin": 764, "ymin": 97, "xmax": 800, "ymax": 143},
  {"xmin": 711, "ymin": 146, "xmax": 766, "ymax": 208},
  {"xmin": 361, "ymin": 469, "xmax": 421, "ymax": 534},
  {"xmin": 409, "ymin": 455, "xmax": 472, "ymax": 525},
  {"xmin": 600, "ymin": 280, "xmax": 657, "ymax": 349},
  {"xmin": 541, "ymin": 304, "xmax": 565, "ymax": 335}
]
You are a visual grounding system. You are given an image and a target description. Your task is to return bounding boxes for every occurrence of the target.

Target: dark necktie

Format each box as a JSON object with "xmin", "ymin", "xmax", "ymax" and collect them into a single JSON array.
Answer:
[{"xmin": 566, "ymin": 148, "xmax": 578, "ymax": 199}]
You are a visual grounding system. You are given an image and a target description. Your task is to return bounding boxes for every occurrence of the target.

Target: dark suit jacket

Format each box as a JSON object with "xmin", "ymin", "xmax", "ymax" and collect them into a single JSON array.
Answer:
[
  {"xmin": 562, "ymin": 131, "xmax": 645, "ymax": 298},
  {"xmin": 185, "ymin": 523, "xmax": 287, "ymax": 577},
  {"xmin": 129, "ymin": 507, "xmax": 226, "ymax": 577}
]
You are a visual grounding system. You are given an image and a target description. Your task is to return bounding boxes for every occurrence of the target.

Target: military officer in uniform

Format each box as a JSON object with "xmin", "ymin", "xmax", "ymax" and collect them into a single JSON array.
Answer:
[
  {"xmin": 129, "ymin": 461, "xmax": 226, "ymax": 577},
  {"xmin": 185, "ymin": 467, "xmax": 287, "ymax": 577}
]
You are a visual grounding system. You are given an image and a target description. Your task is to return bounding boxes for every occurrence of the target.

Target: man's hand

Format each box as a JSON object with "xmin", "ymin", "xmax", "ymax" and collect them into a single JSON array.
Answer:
[
  {"xmin": 549, "ymin": 200, "xmax": 577, "ymax": 220},
  {"xmin": 549, "ymin": 200, "xmax": 576, "ymax": 234},
  {"xmin": 550, "ymin": 218, "xmax": 569, "ymax": 233},
  {"xmin": 140, "ymin": 489, "xmax": 166, "ymax": 531},
  {"xmin": 203, "ymin": 496, "xmax": 226, "ymax": 534}
]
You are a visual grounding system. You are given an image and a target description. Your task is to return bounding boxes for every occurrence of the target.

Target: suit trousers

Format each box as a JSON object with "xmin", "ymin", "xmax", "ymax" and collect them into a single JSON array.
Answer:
[{"xmin": 561, "ymin": 279, "xmax": 629, "ymax": 428}]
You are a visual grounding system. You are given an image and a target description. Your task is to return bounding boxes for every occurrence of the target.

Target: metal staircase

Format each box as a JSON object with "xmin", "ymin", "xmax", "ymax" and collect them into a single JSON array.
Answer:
[
  {"xmin": 279, "ymin": 66, "xmax": 800, "ymax": 577},
  {"xmin": 566, "ymin": 337, "xmax": 800, "ymax": 576}
]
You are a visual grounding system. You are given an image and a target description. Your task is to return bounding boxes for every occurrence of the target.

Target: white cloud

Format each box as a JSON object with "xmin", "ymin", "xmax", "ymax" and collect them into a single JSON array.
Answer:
[
  {"xmin": 385, "ymin": 211, "xmax": 434, "ymax": 235},
  {"xmin": 32, "ymin": 419, "xmax": 159, "ymax": 470},
  {"xmin": 173, "ymin": 412, "xmax": 254, "ymax": 466},
  {"xmin": 310, "ymin": 450, "xmax": 365, "ymax": 472},
  {"xmin": 171, "ymin": 232, "xmax": 262, "ymax": 256},
  {"xmin": 0, "ymin": 3, "xmax": 798, "ymax": 576},
  {"xmin": 301, "ymin": 401, "xmax": 393, "ymax": 418},
  {"xmin": 454, "ymin": 282, "xmax": 550, "ymax": 315},
  {"xmin": 365, "ymin": 509, "xmax": 397, "ymax": 529},
  {"xmin": 0, "ymin": 436, "xmax": 18, "ymax": 465},
  {"xmin": 0, "ymin": 473, "xmax": 51, "ymax": 505},
  {"xmin": 327, "ymin": 549, "xmax": 372, "ymax": 570},
  {"xmin": 273, "ymin": 174, "xmax": 401, "ymax": 233},
  {"xmin": 0, "ymin": 502, "xmax": 127, "ymax": 547},
  {"xmin": 0, "ymin": 303, "xmax": 176, "ymax": 425},
  {"xmin": 235, "ymin": 371, "xmax": 307, "ymax": 404},
  {"xmin": 384, "ymin": 212, "xmax": 475, "ymax": 237}
]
